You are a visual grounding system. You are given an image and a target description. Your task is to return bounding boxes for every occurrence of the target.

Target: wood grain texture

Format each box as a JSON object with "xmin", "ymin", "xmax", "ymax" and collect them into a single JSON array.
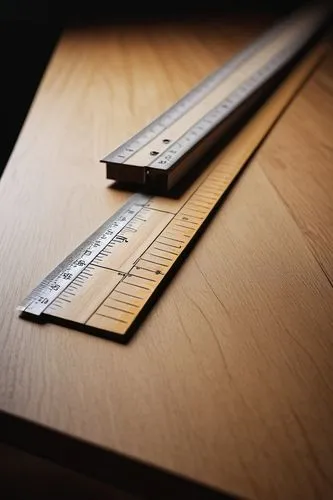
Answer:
[{"xmin": 1, "ymin": 17, "xmax": 333, "ymax": 500}]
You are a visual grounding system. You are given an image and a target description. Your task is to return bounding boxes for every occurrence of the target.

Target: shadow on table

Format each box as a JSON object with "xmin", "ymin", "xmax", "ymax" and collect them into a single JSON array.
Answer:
[{"xmin": 0, "ymin": 410, "xmax": 244, "ymax": 499}]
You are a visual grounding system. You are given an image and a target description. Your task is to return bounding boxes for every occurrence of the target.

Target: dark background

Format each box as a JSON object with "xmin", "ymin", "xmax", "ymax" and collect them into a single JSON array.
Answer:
[
  {"xmin": 0, "ymin": 0, "xmax": 307, "ymax": 177},
  {"xmin": 0, "ymin": 0, "xmax": 327, "ymax": 497}
]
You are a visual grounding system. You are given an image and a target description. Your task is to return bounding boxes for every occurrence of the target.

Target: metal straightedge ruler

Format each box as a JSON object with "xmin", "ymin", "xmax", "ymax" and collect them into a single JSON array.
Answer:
[{"xmin": 101, "ymin": 4, "xmax": 331, "ymax": 191}]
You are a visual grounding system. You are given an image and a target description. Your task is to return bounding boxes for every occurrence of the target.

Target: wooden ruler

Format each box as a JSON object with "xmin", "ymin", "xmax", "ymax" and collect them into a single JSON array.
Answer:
[
  {"xmin": 101, "ymin": 4, "xmax": 331, "ymax": 191},
  {"xmin": 18, "ymin": 42, "xmax": 328, "ymax": 342}
]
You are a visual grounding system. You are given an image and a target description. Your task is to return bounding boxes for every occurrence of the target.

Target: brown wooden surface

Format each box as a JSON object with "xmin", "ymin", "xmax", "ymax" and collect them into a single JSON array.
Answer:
[{"xmin": 0, "ymin": 16, "xmax": 333, "ymax": 500}]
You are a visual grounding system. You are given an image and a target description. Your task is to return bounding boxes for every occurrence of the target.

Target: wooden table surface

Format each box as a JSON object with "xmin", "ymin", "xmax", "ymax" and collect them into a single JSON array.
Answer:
[{"xmin": 1, "ymin": 15, "xmax": 333, "ymax": 500}]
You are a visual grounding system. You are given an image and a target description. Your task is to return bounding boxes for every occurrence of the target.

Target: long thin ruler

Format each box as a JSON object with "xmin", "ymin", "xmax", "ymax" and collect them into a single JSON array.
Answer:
[
  {"xmin": 18, "ymin": 43, "xmax": 328, "ymax": 342},
  {"xmin": 101, "ymin": 3, "xmax": 331, "ymax": 191}
]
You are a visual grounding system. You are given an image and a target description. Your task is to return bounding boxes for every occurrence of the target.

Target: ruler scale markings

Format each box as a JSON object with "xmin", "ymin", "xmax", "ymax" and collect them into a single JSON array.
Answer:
[
  {"xmin": 18, "ymin": 195, "xmax": 150, "ymax": 316},
  {"xmin": 17, "ymin": 21, "xmax": 329, "ymax": 340},
  {"xmin": 101, "ymin": 12, "xmax": 289, "ymax": 165},
  {"xmin": 130, "ymin": 21, "xmax": 314, "ymax": 168},
  {"xmin": 102, "ymin": 5, "xmax": 320, "ymax": 167}
]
